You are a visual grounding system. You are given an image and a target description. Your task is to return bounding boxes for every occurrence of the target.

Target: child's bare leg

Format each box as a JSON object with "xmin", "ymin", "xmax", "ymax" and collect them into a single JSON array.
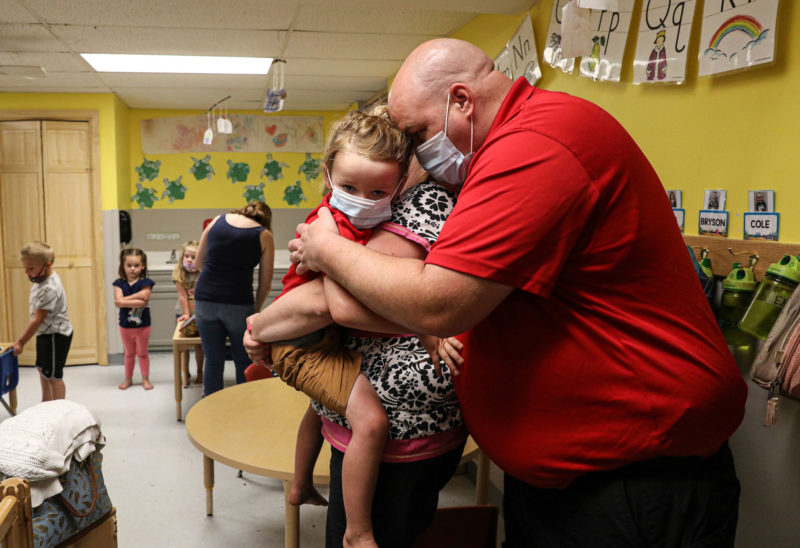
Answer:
[
  {"xmin": 118, "ymin": 378, "xmax": 132, "ymax": 390},
  {"xmin": 194, "ymin": 345, "xmax": 204, "ymax": 384},
  {"xmin": 289, "ymin": 404, "xmax": 328, "ymax": 506},
  {"xmin": 38, "ymin": 369, "xmax": 53, "ymax": 401},
  {"xmin": 342, "ymin": 374, "xmax": 388, "ymax": 548},
  {"xmin": 50, "ymin": 379, "xmax": 66, "ymax": 400}
]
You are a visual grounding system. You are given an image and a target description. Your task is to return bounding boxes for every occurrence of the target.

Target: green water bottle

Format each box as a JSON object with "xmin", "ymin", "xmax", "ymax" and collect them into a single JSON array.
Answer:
[
  {"xmin": 719, "ymin": 264, "xmax": 757, "ymax": 347},
  {"xmin": 738, "ymin": 255, "xmax": 800, "ymax": 340}
]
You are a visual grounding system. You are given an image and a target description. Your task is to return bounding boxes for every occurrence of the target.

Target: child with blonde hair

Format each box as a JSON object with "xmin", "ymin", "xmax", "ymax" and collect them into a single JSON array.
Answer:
[
  {"xmin": 13, "ymin": 241, "xmax": 73, "ymax": 401},
  {"xmin": 173, "ymin": 240, "xmax": 203, "ymax": 387},
  {"xmin": 113, "ymin": 248, "xmax": 155, "ymax": 390},
  {"xmin": 253, "ymin": 108, "xmax": 415, "ymax": 547}
]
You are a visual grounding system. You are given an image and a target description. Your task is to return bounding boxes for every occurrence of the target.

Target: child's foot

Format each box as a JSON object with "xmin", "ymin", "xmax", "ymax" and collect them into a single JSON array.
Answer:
[
  {"xmin": 143, "ymin": 379, "xmax": 154, "ymax": 390},
  {"xmin": 118, "ymin": 379, "xmax": 132, "ymax": 390},
  {"xmin": 288, "ymin": 483, "xmax": 328, "ymax": 507}
]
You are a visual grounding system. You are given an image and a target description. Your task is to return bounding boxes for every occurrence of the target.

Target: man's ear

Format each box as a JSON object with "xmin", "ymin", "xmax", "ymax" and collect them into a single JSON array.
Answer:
[{"xmin": 449, "ymin": 83, "xmax": 474, "ymax": 118}]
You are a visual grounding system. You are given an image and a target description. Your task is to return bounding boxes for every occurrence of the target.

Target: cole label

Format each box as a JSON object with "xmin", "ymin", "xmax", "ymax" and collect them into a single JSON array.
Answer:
[{"xmin": 743, "ymin": 213, "xmax": 780, "ymax": 241}]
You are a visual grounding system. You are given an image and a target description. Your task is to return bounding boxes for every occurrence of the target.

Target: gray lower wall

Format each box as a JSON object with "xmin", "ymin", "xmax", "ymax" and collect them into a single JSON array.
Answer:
[{"xmin": 126, "ymin": 207, "xmax": 312, "ymax": 252}]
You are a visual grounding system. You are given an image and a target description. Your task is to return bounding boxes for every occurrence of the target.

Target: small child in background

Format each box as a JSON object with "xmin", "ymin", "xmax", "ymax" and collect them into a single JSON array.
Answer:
[
  {"xmin": 113, "ymin": 248, "xmax": 155, "ymax": 390},
  {"xmin": 173, "ymin": 240, "xmax": 204, "ymax": 387},
  {"xmin": 12, "ymin": 241, "xmax": 73, "ymax": 401}
]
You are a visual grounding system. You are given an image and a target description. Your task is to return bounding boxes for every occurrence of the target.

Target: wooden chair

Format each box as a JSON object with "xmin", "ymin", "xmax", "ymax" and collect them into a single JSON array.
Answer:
[
  {"xmin": 0, "ymin": 478, "xmax": 117, "ymax": 548},
  {"xmin": 412, "ymin": 505, "xmax": 499, "ymax": 548}
]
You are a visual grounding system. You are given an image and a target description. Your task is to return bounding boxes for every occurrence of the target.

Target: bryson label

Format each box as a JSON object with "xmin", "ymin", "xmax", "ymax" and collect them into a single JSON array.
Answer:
[{"xmin": 698, "ymin": 210, "xmax": 728, "ymax": 237}]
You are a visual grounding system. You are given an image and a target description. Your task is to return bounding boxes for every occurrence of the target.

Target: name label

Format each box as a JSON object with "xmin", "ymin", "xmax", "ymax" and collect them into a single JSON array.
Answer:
[
  {"xmin": 743, "ymin": 212, "xmax": 779, "ymax": 241},
  {"xmin": 698, "ymin": 210, "xmax": 729, "ymax": 237},
  {"xmin": 673, "ymin": 208, "xmax": 685, "ymax": 232}
]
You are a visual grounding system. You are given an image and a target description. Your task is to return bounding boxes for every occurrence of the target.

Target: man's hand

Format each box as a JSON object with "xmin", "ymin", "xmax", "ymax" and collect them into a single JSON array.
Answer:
[
  {"xmin": 243, "ymin": 314, "xmax": 270, "ymax": 366},
  {"xmin": 288, "ymin": 207, "xmax": 339, "ymax": 275}
]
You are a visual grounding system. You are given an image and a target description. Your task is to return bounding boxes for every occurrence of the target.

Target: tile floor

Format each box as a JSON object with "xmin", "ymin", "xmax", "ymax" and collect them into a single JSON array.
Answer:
[{"xmin": 4, "ymin": 352, "xmax": 501, "ymax": 547}]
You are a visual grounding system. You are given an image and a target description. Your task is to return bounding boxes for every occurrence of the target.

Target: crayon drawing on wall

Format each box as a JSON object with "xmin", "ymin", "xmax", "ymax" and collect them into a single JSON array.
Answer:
[
  {"xmin": 698, "ymin": 0, "xmax": 778, "ymax": 77},
  {"xmin": 140, "ymin": 114, "xmax": 324, "ymax": 154}
]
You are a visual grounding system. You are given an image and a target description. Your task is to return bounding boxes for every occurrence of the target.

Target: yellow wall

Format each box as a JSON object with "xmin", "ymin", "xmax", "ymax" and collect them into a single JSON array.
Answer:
[
  {"xmin": 452, "ymin": 1, "xmax": 799, "ymax": 241},
  {"xmin": 0, "ymin": 92, "xmax": 127, "ymax": 210},
  {"xmin": 126, "ymin": 108, "xmax": 347, "ymax": 210}
]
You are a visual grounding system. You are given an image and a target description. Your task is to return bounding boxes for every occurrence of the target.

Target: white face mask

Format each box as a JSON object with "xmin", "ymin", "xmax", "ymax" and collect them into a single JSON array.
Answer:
[
  {"xmin": 415, "ymin": 93, "xmax": 474, "ymax": 186},
  {"xmin": 327, "ymin": 171, "xmax": 398, "ymax": 229}
]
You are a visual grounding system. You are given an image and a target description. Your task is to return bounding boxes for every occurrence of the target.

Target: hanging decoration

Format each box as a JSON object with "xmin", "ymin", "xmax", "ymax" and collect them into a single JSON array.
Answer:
[
  {"xmin": 632, "ymin": 0, "xmax": 696, "ymax": 84},
  {"xmin": 578, "ymin": 0, "xmax": 635, "ymax": 82},
  {"xmin": 493, "ymin": 13, "xmax": 541, "ymax": 85},
  {"xmin": 543, "ymin": 0, "xmax": 577, "ymax": 74},
  {"xmin": 698, "ymin": 0, "xmax": 778, "ymax": 77},
  {"xmin": 264, "ymin": 59, "xmax": 287, "ymax": 113}
]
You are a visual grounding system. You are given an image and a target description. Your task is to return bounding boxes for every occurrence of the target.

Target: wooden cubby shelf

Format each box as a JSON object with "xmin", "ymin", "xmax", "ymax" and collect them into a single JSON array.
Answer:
[{"xmin": 683, "ymin": 235, "xmax": 800, "ymax": 278}]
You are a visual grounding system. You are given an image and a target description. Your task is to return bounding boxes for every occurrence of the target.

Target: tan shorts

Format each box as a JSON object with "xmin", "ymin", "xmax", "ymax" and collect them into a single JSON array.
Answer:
[{"xmin": 271, "ymin": 326, "xmax": 362, "ymax": 417}]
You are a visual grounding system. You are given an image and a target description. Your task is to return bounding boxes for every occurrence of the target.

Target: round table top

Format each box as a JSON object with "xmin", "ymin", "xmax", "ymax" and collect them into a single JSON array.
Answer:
[{"xmin": 185, "ymin": 378, "xmax": 477, "ymax": 483}]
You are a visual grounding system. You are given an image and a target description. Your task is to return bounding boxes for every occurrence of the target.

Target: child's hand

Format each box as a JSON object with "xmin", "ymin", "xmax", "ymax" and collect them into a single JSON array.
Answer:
[
  {"xmin": 244, "ymin": 314, "xmax": 270, "ymax": 366},
  {"xmin": 12, "ymin": 341, "xmax": 23, "ymax": 356},
  {"xmin": 438, "ymin": 337, "xmax": 464, "ymax": 377},
  {"xmin": 177, "ymin": 314, "xmax": 189, "ymax": 323}
]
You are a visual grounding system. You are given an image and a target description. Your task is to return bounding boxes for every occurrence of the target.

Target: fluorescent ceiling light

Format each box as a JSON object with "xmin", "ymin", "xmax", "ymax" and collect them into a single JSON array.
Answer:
[{"xmin": 81, "ymin": 54, "xmax": 272, "ymax": 74}]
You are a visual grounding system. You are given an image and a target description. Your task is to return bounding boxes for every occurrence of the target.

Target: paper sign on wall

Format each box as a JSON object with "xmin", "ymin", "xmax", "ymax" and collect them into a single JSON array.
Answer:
[
  {"xmin": 673, "ymin": 208, "xmax": 685, "ymax": 233},
  {"xmin": 576, "ymin": 0, "xmax": 620, "ymax": 9},
  {"xmin": 579, "ymin": 0, "xmax": 635, "ymax": 82},
  {"xmin": 544, "ymin": 0, "xmax": 577, "ymax": 73},
  {"xmin": 743, "ymin": 213, "xmax": 779, "ymax": 241},
  {"xmin": 698, "ymin": 0, "xmax": 778, "ymax": 77},
  {"xmin": 494, "ymin": 13, "xmax": 541, "ymax": 85},
  {"xmin": 698, "ymin": 210, "xmax": 729, "ymax": 237},
  {"xmin": 561, "ymin": 1, "xmax": 593, "ymax": 59},
  {"xmin": 632, "ymin": 0, "xmax": 696, "ymax": 84}
]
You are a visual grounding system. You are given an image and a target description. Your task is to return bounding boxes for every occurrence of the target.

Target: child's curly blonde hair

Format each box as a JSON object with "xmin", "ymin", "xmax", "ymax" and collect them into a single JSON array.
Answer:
[{"xmin": 323, "ymin": 105, "xmax": 413, "ymax": 180}]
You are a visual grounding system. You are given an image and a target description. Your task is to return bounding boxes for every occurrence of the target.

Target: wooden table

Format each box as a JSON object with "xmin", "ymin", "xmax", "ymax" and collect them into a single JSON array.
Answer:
[
  {"xmin": 0, "ymin": 343, "xmax": 17, "ymax": 416},
  {"xmin": 186, "ymin": 378, "xmax": 488, "ymax": 548},
  {"xmin": 171, "ymin": 324, "xmax": 201, "ymax": 421}
]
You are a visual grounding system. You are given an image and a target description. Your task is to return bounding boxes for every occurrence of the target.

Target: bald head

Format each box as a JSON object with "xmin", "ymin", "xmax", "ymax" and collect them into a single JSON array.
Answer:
[
  {"xmin": 388, "ymin": 38, "xmax": 513, "ymax": 152},
  {"xmin": 392, "ymin": 39, "xmax": 494, "ymax": 104}
]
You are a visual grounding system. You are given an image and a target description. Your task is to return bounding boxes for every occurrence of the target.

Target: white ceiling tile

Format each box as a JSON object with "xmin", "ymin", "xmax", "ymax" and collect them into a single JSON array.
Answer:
[
  {"xmin": 285, "ymin": 31, "xmax": 436, "ymax": 60},
  {"xmin": 284, "ymin": 58, "xmax": 401, "ymax": 78},
  {"xmin": 0, "ymin": 71, "xmax": 110, "ymax": 88},
  {"xmin": 0, "ymin": 52, "xmax": 88, "ymax": 72},
  {"xmin": 294, "ymin": 6, "xmax": 474, "ymax": 35},
  {"xmin": 0, "ymin": 0, "xmax": 39, "ymax": 23},
  {"xmin": 50, "ymin": 25, "xmax": 284, "ymax": 57},
  {"xmin": 0, "ymin": 23, "xmax": 67, "ymax": 52},
  {"xmin": 23, "ymin": 0, "xmax": 297, "ymax": 29}
]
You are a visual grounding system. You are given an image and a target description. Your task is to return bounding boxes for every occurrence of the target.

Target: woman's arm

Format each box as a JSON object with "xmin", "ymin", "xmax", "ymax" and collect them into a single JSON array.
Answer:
[
  {"xmin": 255, "ymin": 229, "xmax": 275, "ymax": 311},
  {"xmin": 195, "ymin": 215, "xmax": 219, "ymax": 270},
  {"xmin": 250, "ymin": 278, "xmax": 333, "ymax": 343},
  {"xmin": 176, "ymin": 282, "xmax": 191, "ymax": 321}
]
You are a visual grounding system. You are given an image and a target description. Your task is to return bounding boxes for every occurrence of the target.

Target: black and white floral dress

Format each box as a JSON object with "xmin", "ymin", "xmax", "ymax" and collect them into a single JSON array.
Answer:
[{"xmin": 312, "ymin": 181, "xmax": 463, "ymax": 440}]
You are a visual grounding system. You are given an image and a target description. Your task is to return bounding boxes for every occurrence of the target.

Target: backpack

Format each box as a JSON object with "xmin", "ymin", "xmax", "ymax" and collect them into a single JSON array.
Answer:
[{"xmin": 750, "ymin": 286, "xmax": 800, "ymax": 426}]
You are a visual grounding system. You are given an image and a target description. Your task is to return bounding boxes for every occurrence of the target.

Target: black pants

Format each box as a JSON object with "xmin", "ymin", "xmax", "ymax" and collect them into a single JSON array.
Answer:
[
  {"xmin": 503, "ymin": 442, "xmax": 740, "ymax": 548},
  {"xmin": 36, "ymin": 332, "xmax": 73, "ymax": 380},
  {"xmin": 325, "ymin": 441, "xmax": 465, "ymax": 548}
]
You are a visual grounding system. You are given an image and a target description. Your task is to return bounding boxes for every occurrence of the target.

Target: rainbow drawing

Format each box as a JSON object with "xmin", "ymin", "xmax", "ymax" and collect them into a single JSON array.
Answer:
[{"xmin": 709, "ymin": 15, "xmax": 764, "ymax": 49}]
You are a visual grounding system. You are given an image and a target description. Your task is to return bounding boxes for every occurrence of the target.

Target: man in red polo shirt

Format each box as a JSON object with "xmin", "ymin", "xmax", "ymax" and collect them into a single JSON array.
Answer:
[{"xmin": 289, "ymin": 38, "xmax": 747, "ymax": 546}]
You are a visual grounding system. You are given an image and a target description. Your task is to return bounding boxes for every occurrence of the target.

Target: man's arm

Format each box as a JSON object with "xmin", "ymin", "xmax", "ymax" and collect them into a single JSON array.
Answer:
[
  {"xmin": 12, "ymin": 308, "xmax": 49, "ymax": 355},
  {"xmin": 290, "ymin": 207, "xmax": 513, "ymax": 337}
]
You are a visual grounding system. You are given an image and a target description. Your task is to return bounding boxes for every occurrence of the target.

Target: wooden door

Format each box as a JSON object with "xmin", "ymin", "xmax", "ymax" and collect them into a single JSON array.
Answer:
[
  {"xmin": 0, "ymin": 120, "xmax": 101, "ymax": 365},
  {"xmin": 0, "ymin": 121, "xmax": 45, "ymax": 364}
]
